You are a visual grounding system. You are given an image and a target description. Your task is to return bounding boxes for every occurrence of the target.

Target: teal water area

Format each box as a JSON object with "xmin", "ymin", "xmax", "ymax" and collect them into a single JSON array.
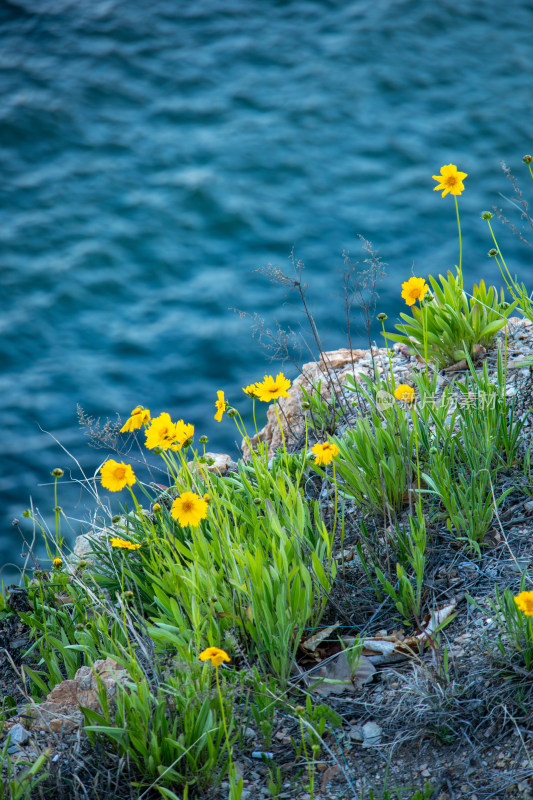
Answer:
[{"xmin": 1, "ymin": 0, "xmax": 533, "ymax": 577}]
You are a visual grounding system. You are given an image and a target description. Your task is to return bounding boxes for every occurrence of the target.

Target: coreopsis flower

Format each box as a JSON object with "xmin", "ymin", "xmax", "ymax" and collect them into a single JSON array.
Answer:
[
  {"xmin": 171, "ymin": 491, "xmax": 208, "ymax": 527},
  {"xmin": 255, "ymin": 373, "xmax": 291, "ymax": 403},
  {"xmin": 110, "ymin": 537, "xmax": 142, "ymax": 551},
  {"xmin": 401, "ymin": 277, "xmax": 429, "ymax": 307},
  {"xmin": 243, "ymin": 383, "xmax": 259, "ymax": 398},
  {"xmin": 199, "ymin": 647, "xmax": 231, "ymax": 667},
  {"xmin": 145, "ymin": 413, "xmax": 194, "ymax": 451},
  {"xmin": 120, "ymin": 406, "xmax": 151, "ymax": 433},
  {"xmin": 52, "ymin": 558, "xmax": 63, "ymax": 569},
  {"xmin": 311, "ymin": 441, "xmax": 340, "ymax": 466},
  {"xmin": 174, "ymin": 419, "xmax": 194, "ymax": 448},
  {"xmin": 394, "ymin": 385, "xmax": 416, "ymax": 403},
  {"xmin": 100, "ymin": 459, "xmax": 136, "ymax": 491},
  {"xmin": 214, "ymin": 390, "xmax": 227, "ymax": 422},
  {"xmin": 432, "ymin": 164, "xmax": 467, "ymax": 197},
  {"xmin": 514, "ymin": 591, "xmax": 533, "ymax": 617}
]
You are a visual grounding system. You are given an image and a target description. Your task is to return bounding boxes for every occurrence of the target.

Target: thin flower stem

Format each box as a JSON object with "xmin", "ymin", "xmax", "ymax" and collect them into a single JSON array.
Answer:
[
  {"xmin": 215, "ymin": 666, "xmax": 234, "ymax": 784},
  {"xmin": 380, "ymin": 321, "xmax": 396, "ymax": 392},
  {"xmin": 454, "ymin": 195, "xmax": 463, "ymax": 277},
  {"xmin": 528, "ymin": 162, "xmax": 533, "ymax": 182},
  {"xmin": 274, "ymin": 401, "xmax": 291, "ymax": 475},
  {"xmin": 410, "ymin": 406, "xmax": 422, "ymax": 518}
]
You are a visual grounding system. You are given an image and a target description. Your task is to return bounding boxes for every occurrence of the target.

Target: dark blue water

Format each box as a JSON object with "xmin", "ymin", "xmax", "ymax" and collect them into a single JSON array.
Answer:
[{"xmin": 2, "ymin": 0, "xmax": 533, "ymax": 578}]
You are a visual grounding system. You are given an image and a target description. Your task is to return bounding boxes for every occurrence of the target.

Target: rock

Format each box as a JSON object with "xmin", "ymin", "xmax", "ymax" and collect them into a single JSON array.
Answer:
[
  {"xmin": 241, "ymin": 348, "xmax": 374, "ymax": 458},
  {"xmin": 19, "ymin": 657, "xmax": 129, "ymax": 734},
  {"xmin": 362, "ymin": 721, "xmax": 382, "ymax": 748},
  {"xmin": 524, "ymin": 500, "xmax": 533, "ymax": 514},
  {"xmin": 189, "ymin": 452, "xmax": 237, "ymax": 474},
  {"xmin": 72, "ymin": 530, "xmax": 109, "ymax": 560},
  {"xmin": 7, "ymin": 723, "xmax": 30, "ymax": 745}
]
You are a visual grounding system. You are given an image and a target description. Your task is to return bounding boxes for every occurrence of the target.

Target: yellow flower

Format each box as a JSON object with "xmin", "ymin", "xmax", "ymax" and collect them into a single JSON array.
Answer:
[
  {"xmin": 120, "ymin": 406, "xmax": 151, "ymax": 433},
  {"xmin": 174, "ymin": 419, "xmax": 195, "ymax": 448},
  {"xmin": 100, "ymin": 459, "xmax": 136, "ymax": 491},
  {"xmin": 171, "ymin": 491, "xmax": 208, "ymax": 527},
  {"xmin": 199, "ymin": 647, "xmax": 231, "ymax": 667},
  {"xmin": 432, "ymin": 164, "xmax": 468, "ymax": 197},
  {"xmin": 394, "ymin": 385, "xmax": 415, "ymax": 403},
  {"xmin": 52, "ymin": 558, "xmax": 63, "ymax": 569},
  {"xmin": 514, "ymin": 591, "xmax": 533, "ymax": 617},
  {"xmin": 255, "ymin": 373, "xmax": 291, "ymax": 403},
  {"xmin": 311, "ymin": 441, "xmax": 340, "ymax": 466},
  {"xmin": 110, "ymin": 537, "xmax": 142, "ymax": 551},
  {"xmin": 214, "ymin": 390, "xmax": 227, "ymax": 422},
  {"xmin": 243, "ymin": 383, "xmax": 259, "ymax": 399},
  {"xmin": 401, "ymin": 277, "xmax": 429, "ymax": 307},
  {"xmin": 145, "ymin": 413, "xmax": 194, "ymax": 451}
]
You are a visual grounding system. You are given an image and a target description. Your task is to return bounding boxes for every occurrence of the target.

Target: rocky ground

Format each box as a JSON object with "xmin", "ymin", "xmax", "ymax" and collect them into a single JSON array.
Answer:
[{"xmin": 3, "ymin": 318, "xmax": 533, "ymax": 799}]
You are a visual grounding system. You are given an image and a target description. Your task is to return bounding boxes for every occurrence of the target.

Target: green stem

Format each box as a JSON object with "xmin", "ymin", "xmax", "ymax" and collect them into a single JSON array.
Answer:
[
  {"xmin": 273, "ymin": 401, "xmax": 291, "ymax": 476},
  {"xmin": 454, "ymin": 195, "xmax": 463, "ymax": 277},
  {"xmin": 410, "ymin": 406, "xmax": 422, "ymax": 519},
  {"xmin": 215, "ymin": 666, "xmax": 234, "ymax": 785},
  {"xmin": 381, "ymin": 321, "xmax": 396, "ymax": 392},
  {"xmin": 528, "ymin": 162, "xmax": 533, "ymax": 182},
  {"xmin": 53, "ymin": 476, "xmax": 62, "ymax": 549}
]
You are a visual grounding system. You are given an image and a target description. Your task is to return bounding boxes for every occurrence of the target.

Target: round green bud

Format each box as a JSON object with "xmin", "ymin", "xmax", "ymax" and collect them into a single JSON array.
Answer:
[
  {"xmin": 153, "ymin": 446, "xmax": 164, "ymax": 455},
  {"xmin": 51, "ymin": 468, "xmax": 64, "ymax": 478},
  {"xmin": 294, "ymin": 705, "xmax": 305, "ymax": 716},
  {"xmin": 429, "ymin": 446, "xmax": 438, "ymax": 455},
  {"xmin": 523, "ymin": 155, "xmax": 533, "ymax": 164},
  {"xmin": 152, "ymin": 502, "xmax": 162, "ymax": 514},
  {"xmin": 77, "ymin": 560, "xmax": 88, "ymax": 569},
  {"xmin": 75, "ymin": 623, "xmax": 85, "ymax": 632},
  {"xmin": 111, "ymin": 514, "xmax": 121, "ymax": 524},
  {"xmin": 253, "ymin": 497, "xmax": 262, "ymax": 505},
  {"xmin": 227, "ymin": 408, "xmax": 238, "ymax": 418},
  {"xmin": 500, "ymin": 301, "xmax": 510, "ymax": 310},
  {"xmin": 481, "ymin": 211, "xmax": 493, "ymax": 220},
  {"xmin": 198, "ymin": 456, "xmax": 207, "ymax": 464},
  {"xmin": 377, "ymin": 312, "xmax": 388, "ymax": 321},
  {"xmin": 199, "ymin": 435, "xmax": 209, "ymax": 444},
  {"xmin": 124, "ymin": 590, "xmax": 134, "ymax": 600},
  {"xmin": 301, "ymin": 401, "xmax": 311, "ymax": 410},
  {"xmin": 22, "ymin": 510, "xmax": 31, "ymax": 518},
  {"xmin": 53, "ymin": 506, "xmax": 62, "ymax": 513},
  {"xmin": 488, "ymin": 248, "xmax": 498, "ymax": 257}
]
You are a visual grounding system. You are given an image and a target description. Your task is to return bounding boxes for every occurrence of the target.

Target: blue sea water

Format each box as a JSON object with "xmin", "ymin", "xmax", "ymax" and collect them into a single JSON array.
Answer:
[{"xmin": 1, "ymin": 0, "xmax": 533, "ymax": 578}]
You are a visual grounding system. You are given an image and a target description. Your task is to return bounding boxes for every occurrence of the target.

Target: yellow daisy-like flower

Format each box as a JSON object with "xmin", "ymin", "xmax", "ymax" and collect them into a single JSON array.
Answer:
[
  {"xmin": 52, "ymin": 558, "xmax": 63, "ymax": 569},
  {"xmin": 401, "ymin": 277, "xmax": 429, "ymax": 307},
  {"xmin": 145, "ymin": 413, "xmax": 194, "ymax": 451},
  {"xmin": 171, "ymin": 491, "xmax": 208, "ymax": 527},
  {"xmin": 514, "ymin": 591, "xmax": 533, "ymax": 617},
  {"xmin": 394, "ymin": 385, "xmax": 416, "ymax": 403},
  {"xmin": 214, "ymin": 390, "xmax": 227, "ymax": 422},
  {"xmin": 432, "ymin": 164, "xmax": 468, "ymax": 197},
  {"xmin": 174, "ymin": 419, "xmax": 195, "ymax": 448},
  {"xmin": 243, "ymin": 383, "xmax": 259, "ymax": 399},
  {"xmin": 311, "ymin": 441, "xmax": 340, "ymax": 466},
  {"xmin": 120, "ymin": 406, "xmax": 151, "ymax": 434},
  {"xmin": 110, "ymin": 537, "xmax": 142, "ymax": 551},
  {"xmin": 199, "ymin": 647, "xmax": 231, "ymax": 667},
  {"xmin": 100, "ymin": 459, "xmax": 136, "ymax": 492},
  {"xmin": 255, "ymin": 373, "xmax": 291, "ymax": 403}
]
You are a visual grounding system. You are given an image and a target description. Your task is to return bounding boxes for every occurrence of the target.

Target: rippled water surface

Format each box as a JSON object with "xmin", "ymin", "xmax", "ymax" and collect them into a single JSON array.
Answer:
[{"xmin": 2, "ymin": 0, "xmax": 533, "ymax": 576}]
